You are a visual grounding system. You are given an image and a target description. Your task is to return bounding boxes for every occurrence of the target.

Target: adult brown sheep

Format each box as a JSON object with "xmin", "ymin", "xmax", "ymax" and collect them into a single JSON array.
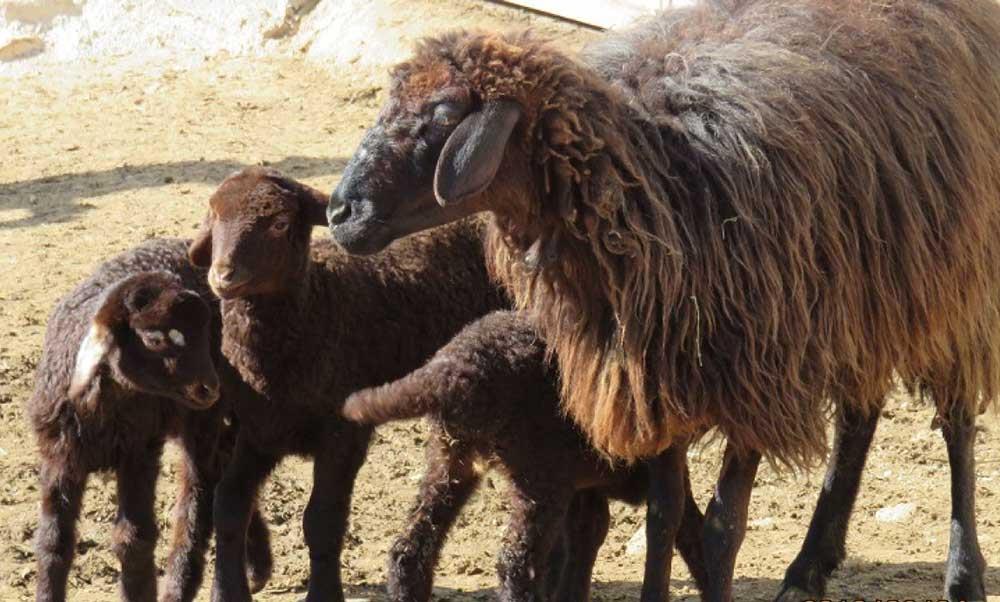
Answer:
[{"xmin": 327, "ymin": 1, "xmax": 1000, "ymax": 600}]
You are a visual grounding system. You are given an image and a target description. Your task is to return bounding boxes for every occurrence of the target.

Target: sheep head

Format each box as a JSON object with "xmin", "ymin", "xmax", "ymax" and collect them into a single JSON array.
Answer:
[
  {"xmin": 69, "ymin": 271, "xmax": 219, "ymax": 411},
  {"xmin": 189, "ymin": 167, "xmax": 329, "ymax": 299},
  {"xmin": 329, "ymin": 30, "xmax": 603, "ymax": 264}
]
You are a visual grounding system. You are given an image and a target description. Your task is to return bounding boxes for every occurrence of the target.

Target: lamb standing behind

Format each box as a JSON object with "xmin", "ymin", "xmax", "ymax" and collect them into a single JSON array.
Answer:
[
  {"xmin": 28, "ymin": 240, "xmax": 271, "ymax": 602},
  {"xmin": 187, "ymin": 167, "xmax": 507, "ymax": 602},
  {"xmin": 343, "ymin": 310, "xmax": 708, "ymax": 601}
]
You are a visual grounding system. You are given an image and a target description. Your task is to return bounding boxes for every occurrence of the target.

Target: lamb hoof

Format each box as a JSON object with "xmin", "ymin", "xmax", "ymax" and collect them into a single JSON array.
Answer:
[
  {"xmin": 247, "ymin": 570, "xmax": 267, "ymax": 595},
  {"xmin": 773, "ymin": 584, "xmax": 816, "ymax": 602},
  {"xmin": 946, "ymin": 582, "xmax": 986, "ymax": 602}
]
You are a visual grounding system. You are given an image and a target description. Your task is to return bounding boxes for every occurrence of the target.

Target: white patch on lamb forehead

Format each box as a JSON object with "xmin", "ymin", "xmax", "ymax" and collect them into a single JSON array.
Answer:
[{"xmin": 168, "ymin": 329, "xmax": 185, "ymax": 347}]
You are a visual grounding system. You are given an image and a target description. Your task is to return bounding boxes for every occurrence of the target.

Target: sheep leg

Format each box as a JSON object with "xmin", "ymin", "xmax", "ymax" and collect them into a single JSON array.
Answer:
[
  {"xmin": 941, "ymin": 405, "xmax": 986, "ymax": 602},
  {"xmin": 640, "ymin": 444, "xmax": 689, "ymax": 602},
  {"xmin": 302, "ymin": 423, "xmax": 371, "ymax": 602},
  {"xmin": 387, "ymin": 437, "xmax": 480, "ymax": 602},
  {"xmin": 775, "ymin": 403, "xmax": 879, "ymax": 601},
  {"xmin": 674, "ymin": 464, "xmax": 709, "ymax": 594},
  {"xmin": 497, "ymin": 488, "xmax": 573, "ymax": 602},
  {"xmin": 244, "ymin": 506, "xmax": 273, "ymax": 594},
  {"xmin": 701, "ymin": 442, "xmax": 761, "ymax": 602},
  {"xmin": 552, "ymin": 490, "xmax": 610, "ymax": 602},
  {"xmin": 161, "ymin": 413, "xmax": 273, "ymax": 602},
  {"xmin": 161, "ymin": 417, "xmax": 223, "ymax": 602},
  {"xmin": 211, "ymin": 436, "xmax": 277, "ymax": 602},
  {"xmin": 34, "ymin": 461, "xmax": 86, "ymax": 602},
  {"xmin": 543, "ymin": 529, "xmax": 569, "ymax": 599},
  {"xmin": 114, "ymin": 445, "xmax": 163, "ymax": 602}
]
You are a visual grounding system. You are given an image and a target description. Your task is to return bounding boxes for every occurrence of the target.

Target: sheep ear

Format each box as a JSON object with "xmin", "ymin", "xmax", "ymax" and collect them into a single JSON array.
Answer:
[
  {"xmin": 298, "ymin": 183, "xmax": 331, "ymax": 227},
  {"xmin": 68, "ymin": 322, "xmax": 113, "ymax": 401},
  {"xmin": 434, "ymin": 100, "xmax": 522, "ymax": 206},
  {"xmin": 188, "ymin": 213, "xmax": 213, "ymax": 268},
  {"xmin": 266, "ymin": 174, "xmax": 330, "ymax": 227}
]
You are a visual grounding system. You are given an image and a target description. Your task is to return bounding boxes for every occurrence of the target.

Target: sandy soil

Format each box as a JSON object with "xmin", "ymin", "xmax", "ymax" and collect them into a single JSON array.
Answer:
[{"xmin": 2, "ymin": 2, "xmax": 1000, "ymax": 601}]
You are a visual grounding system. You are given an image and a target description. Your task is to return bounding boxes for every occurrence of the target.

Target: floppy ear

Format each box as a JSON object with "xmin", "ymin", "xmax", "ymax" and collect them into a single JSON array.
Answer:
[
  {"xmin": 68, "ymin": 322, "xmax": 113, "ymax": 403},
  {"xmin": 123, "ymin": 284, "xmax": 158, "ymax": 314},
  {"xmin": 266, "ymin": 175, "xmax": 330, "ymax": 227},
  {"xmin": 434, "ymin": 100, "xmax": 522, "ymax": 206},
  {"xmin": 297, "ymin": 182, "xmax": 331, "ymax": 227},
  {"xmin": 188, "ymin": 213, "xmax": 213, "ymax": 268}
]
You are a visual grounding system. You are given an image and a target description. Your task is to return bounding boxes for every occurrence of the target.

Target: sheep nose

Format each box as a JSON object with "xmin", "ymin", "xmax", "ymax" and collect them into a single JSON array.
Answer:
[
  {"xmin": 328, "ymin": 186, "xmax": 352, "ymax": 225},
  {"xmin": 213, "ymin": 262, "xmax": 237, "ymax": 284},
  {"xmin": 211, "ymin": 262, "xmax": 249, "ymax": 287},
  {"xmin": 186, "ymin": 380, "xmax": 220, "ymax": 407}
]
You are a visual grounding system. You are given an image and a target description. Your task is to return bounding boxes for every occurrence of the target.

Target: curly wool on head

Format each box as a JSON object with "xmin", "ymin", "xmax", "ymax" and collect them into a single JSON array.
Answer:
[{"xmin": 398, "ymin": 0, "xmax": 1000, "ymax": 466}]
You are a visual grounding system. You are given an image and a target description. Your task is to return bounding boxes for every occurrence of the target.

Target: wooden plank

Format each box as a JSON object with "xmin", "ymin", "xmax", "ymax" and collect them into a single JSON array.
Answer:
[{"xmin": 500, "ymin": 0, "xmax": 691, "ymax": 29}]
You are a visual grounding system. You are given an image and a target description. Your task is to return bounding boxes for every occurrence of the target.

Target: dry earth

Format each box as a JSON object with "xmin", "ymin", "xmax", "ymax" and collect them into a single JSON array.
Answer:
[{"xmin": 2, "ymin": 1, "xmax": 999, "ymax": 600}]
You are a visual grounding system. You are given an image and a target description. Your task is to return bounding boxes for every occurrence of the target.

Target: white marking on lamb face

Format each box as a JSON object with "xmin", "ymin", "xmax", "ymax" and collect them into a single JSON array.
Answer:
[
  {"xmin": 168, "ymin": 329, "xmax": 185, "ymax": 347},
  {"xmin": 69, "ymin": 322, "xmax": 112, "ymax": 399}
]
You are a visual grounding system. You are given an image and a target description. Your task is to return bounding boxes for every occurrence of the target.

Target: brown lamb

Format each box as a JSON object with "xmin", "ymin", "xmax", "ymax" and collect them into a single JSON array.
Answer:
[
  {"xmin": 28, "ymin": 240, "xmax": 272, "ymax": 602},
  {"xmin": 187, "ymin": 167, "xmax": 507, "ymax": 602},
  {"xmin": 328, "ymin": 1, "xmax": 1000, "ymax": 599},
  {"xmin": 343, "ymin": 310, "xmax": 708, "ymax": 601}
]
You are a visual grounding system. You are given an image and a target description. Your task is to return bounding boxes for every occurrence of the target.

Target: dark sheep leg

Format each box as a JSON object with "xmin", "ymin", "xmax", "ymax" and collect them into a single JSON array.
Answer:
[
  {"xmin": 34, "ymin": 461, "xmax": 86, "ymax": 602},
  {"xmin": 211, "ymin": 436, "xmax": 277, "ymax": 602},
  {"xmin": 496, "ymin": 488, "xmax": 573, "ymax": 602},
  {"xmin": 387, "ymin": 439, "xmax": 481, "ymax": 602},
  {"xmin": 114, "ymin": 445, "xmax": 163, "ymax": 602},
  {"xmin": 775, "ymin": 403, "xmax": 880, "ymax": 601},
  {"xmin": 674, "ymin": 464, "xmax": 709, "ymax": 595},
  {"xmin": 942, "ymin": 406, "xmax": 987, "ymax": 602},
  {"xmin": 301, "ymin": 424, "xmax": 371, "ymax": 602},
  {"xmin": 544, "ymin": 530, "xmax": 569, "ymax": 600},
  {"xmin": 161, "ymin": 416, "xmax": 273, "ymax": 602},
  {"xmin": 702, "ymin": 442, "xmax": 761, "ymax": 602},
  {"xmin": 552, "ymin": 490, "xmax": 610, "ymax": 602},
  {"xmin": 640, "ymin": 444, "xmax": 689, "ymax": 602},
  {"xmin": 244, "ymin": 507, "xmax": 273, "ymax": 594},
  {"xmin": 161, "ymin": 421, "xmax": 222, "ymax": 602}
]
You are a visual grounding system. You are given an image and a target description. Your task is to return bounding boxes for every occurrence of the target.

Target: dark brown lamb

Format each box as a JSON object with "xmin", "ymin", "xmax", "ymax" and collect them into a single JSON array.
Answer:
[
  {"xmin": 343, "ymin": 310, "xmax": 708, "ymax": 601},
  {"xmin": 28, "ymin": 239, "xmax": 272, "ymax": 602},
  {"xmin": 328, "ymin": 1, "xmax": 1000, "ymax": 600},
  {"xmin": 187, "ymin": 167, "xmax": 507, "ymax": 602}
]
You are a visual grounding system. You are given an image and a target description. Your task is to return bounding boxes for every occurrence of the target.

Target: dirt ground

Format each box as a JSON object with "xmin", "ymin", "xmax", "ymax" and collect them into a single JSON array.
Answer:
[{"xmin": 2, "ymin": 2, "xmax": 1000, "ymax": 600}]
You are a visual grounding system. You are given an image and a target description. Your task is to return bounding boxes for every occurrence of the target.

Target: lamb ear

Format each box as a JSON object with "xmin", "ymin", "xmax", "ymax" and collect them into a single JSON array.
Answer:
[
  {"xmin": 265, "ymin": 174, "xmax": 330, "ymax": 227},
  {"xmin": 297, "ymin": 183, "xmax": 331, "ymax": 227},
  {"xmin": 68, "ymin": 322, "xmax": 113, "ymax": 401},
  {"xmin": 188, "ymin": 213, "xmax": 213, "ymax": 268},
  {"xmin": 434, "ymin": 100, "xmax": 522, "ymax": 206}
]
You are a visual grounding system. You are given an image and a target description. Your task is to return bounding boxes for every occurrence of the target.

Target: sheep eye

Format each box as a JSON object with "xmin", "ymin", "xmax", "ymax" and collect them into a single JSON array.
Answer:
[
  {"xmin": 271, "ymin": 217, "xmax": 291, "ymax": 234},
  {"xmin": 431, "ymin": 102, "xmax": 464, "ymax": 128}
]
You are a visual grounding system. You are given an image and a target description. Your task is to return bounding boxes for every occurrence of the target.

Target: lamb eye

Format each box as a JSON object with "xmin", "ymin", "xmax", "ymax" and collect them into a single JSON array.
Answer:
[
  {"xmin": 432, "ymin": 102, "xmax": 464, "ymax": 128},
  {"xmin": 139, "ymin": 330, "xmax": 168, "ymax": 352}
]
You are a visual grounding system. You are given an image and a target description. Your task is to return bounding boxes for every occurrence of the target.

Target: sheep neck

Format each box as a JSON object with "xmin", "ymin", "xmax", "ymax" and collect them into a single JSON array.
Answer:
[{"xmin": 219, "ymin": 268, "xmax": 313, "ymax": 398}]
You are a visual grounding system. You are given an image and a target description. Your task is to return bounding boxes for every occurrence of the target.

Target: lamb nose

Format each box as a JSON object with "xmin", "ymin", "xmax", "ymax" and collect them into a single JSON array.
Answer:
[
  {"xmin": 214, "ymin": 264, "xmax": 236, "ymax": 284},
  {"xmin": 190, "ymin": 382, "xmax": 219, "ymax": 405}
]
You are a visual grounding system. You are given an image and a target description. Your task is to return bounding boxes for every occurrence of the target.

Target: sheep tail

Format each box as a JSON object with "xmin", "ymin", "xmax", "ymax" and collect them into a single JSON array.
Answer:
[{"xmin": 342, "ymin": 368, "xmax": 443, "ymax": 425}]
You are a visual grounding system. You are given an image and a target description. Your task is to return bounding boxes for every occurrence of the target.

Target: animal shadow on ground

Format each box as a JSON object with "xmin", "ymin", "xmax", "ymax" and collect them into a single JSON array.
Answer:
[
  {"xmin": 0, "ymin": 155, "xmax": 346, "ymax": 230},
  {"xmin": 340, "ymin": 562, "xmax": 1000, "ymax": 601}
]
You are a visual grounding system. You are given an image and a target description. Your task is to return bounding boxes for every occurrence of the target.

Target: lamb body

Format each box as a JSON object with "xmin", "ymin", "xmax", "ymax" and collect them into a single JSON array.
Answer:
[
  {"xmin": 188, "ymin": 168, "xmax": 507, "ymax": 601},
  {"xmin": 344, "ymin": 310, "xmax": 708, "ymax": 601},
  {"xmin": 28, "ymin": 238, "xmax": 271, "ymax": 602}
]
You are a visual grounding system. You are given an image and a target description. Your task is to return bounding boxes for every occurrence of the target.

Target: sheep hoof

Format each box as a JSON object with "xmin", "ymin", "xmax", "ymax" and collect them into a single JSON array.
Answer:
[
  {"xmin": 247, "ymin": 570, "xmax": 267, "ymax": 595},
  {"xmin": 773, "ymin": 584, "xmax": 816, "ymax": 602}
]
